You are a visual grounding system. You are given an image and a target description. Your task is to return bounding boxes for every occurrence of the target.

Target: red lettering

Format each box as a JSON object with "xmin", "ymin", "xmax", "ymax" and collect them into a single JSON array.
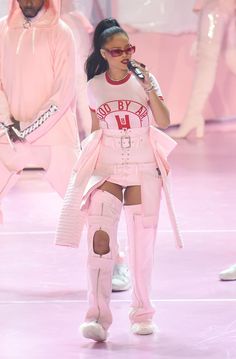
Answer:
[
  {"xmin": 118, "ymin": 100, "xmax": 124, "ymax": 110},
  {"xmin": 103, "ymin": 103, "xmax": 111, "ymax": 113},
  {"xmin": 125, "ymin": 100, "xmax": 131, "ymax": 110},
  {"xmin": 97, "ymin": 103, "xmax": 112, "ymax": 119}
]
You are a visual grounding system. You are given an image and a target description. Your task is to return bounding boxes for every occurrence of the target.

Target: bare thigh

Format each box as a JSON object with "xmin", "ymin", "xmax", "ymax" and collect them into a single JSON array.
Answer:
[
  {"xmin": 124, "ymin": 185, "xmax": 141, "ymax": 206},
  {"xmin": 98, "ymin": 180, "xmax": 123, "ymax": 201}
]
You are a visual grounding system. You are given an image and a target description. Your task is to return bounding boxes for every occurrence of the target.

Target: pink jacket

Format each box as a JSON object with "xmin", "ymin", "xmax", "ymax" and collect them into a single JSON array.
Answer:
[
  {"xmin": 0, "ymin": 0, "xmax": 78, "ymax": 146},
  {"xmin": 56, "ymin": 126, "xmax": 183, "ymax": 249}
]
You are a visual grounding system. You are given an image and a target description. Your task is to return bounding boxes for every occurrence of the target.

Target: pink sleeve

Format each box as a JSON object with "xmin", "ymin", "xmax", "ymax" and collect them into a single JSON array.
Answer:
[
  {"xmin": 0, "ymin": 83, "xmax": 11, "ymax": 125},
  {"xmin": 87, "ymin": 79, "xmax": 97, "ymax": 112},
  {"xmin": 22, "ymin": 25, "xmax": 77, "ymax": 143},
  {"xmin": 0, "ymin": 20, "xmax": 11, "ymax": 125}
]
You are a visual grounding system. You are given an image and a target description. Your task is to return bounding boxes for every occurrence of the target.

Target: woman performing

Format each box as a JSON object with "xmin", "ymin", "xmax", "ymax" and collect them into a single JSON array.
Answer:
[{"xmin": 56, "ymin": 18, "xmax": 183, "ymax": 342}]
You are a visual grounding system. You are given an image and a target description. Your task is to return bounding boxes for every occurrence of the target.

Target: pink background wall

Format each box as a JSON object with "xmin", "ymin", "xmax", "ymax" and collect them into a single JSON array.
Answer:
[{"xmin": 128, "ymin": 31, "xmax": 236, "ymax": 125}]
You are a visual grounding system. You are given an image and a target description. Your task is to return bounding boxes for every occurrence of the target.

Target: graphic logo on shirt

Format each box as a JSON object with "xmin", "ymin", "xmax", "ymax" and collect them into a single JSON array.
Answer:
[
  {"xmin": 96, "ymin": 100, "xmax": 149, "ymax": 129},
  {"xmin": 115, "ymin": 115, "xmax": 131, "ymax": 129}
]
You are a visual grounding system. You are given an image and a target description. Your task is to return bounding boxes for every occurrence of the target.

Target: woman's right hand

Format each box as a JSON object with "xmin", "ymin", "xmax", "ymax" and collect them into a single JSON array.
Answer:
[{"xmin": 7, "ymin": 125, "xmax": 25, "ymax": 143}]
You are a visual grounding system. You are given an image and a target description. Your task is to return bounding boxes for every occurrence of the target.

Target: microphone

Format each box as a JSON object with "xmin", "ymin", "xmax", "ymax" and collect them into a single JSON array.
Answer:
[{"xmin": 127, "ymin": 61, "xmax": 145, "ymax": 81}]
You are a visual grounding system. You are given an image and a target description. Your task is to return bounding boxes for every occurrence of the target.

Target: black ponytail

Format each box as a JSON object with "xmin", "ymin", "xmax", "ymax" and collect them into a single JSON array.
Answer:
[{"xmin": 86, "ymin": 18, "xmax": 128, "ymax": 81}]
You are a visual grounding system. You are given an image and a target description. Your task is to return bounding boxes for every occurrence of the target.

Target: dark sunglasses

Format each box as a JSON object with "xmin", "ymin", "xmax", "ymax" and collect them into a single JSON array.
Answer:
[{"xmin": 104, "ymin": 45, "xmax": 136, "ymax": 57}]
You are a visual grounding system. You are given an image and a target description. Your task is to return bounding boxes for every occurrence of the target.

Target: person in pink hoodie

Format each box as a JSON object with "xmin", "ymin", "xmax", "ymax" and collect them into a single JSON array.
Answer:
[{"xmin": 0, "ymin": 0, "xmax": 79, "ymax": 222}]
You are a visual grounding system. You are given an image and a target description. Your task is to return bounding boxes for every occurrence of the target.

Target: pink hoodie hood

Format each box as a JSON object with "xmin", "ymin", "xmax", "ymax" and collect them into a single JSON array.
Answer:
[{"xmin": 7, "ymin": 0, "xmax": 61, "ymax": 28}]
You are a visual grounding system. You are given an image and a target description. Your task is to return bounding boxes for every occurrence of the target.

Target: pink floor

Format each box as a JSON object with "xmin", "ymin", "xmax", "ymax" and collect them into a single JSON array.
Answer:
[{"xmin": 1, "ymin": 124, "xmax": 236, "ymax": 359}]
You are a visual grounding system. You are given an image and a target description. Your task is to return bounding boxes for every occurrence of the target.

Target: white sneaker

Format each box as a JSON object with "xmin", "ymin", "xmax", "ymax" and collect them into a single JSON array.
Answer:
[
  {"xmin": 131, "ymin": 321, "xmax": 157, "ymax": 335},
  {"xmin": 219, "ymin": 264, "xmax": 236, "ymax": 281},
  {"xmin": 80, "ymin": 321, "xmax": 108, "ymax": 342},
  {"xmin": 112, "ymin": 263, "xmax": 131, "ymax": 292}
]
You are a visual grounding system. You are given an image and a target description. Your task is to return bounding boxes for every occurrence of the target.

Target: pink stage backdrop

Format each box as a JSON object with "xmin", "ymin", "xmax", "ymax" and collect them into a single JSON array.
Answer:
[
  {"xmin": 1, "ymin": 1, "xmax": 235, "ymax": 125},
  {"xmin": 128, "ymin": 32, "xmax": 236, "ymax": 124},
  {"xmin": 112, "ymin": 0, "xmax": 236, "ymax": 124}
]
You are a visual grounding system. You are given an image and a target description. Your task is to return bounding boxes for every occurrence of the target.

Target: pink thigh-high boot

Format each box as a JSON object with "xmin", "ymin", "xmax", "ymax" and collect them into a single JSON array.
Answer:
[
  {"xmin": 80, "ymin": 189, "xmax": 122, "ymax": 342},
  {"xmin": 169, "ymin": 0, "xmax": 231, "ymax": 138},
  {"xmin": 124, "ymin": 203, "xmax": 159, "ymax": 335}
]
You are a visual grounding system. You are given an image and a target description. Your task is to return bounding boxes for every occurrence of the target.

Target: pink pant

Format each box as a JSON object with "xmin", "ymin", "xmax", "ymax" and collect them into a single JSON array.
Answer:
[
  {"xmin": 184, "ymin": 1, "xmax": 234, "ymax": 121},
  {"xmin": 84, "ymin": 128, "xmax": 162, "ymax": 330},
  {"xmin": 0, "ymin": 141, "xmax": 77, "ymax": 220}
]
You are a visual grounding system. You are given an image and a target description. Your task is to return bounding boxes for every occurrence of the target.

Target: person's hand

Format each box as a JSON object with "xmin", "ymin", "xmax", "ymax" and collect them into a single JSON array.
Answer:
[
  {"xmin": 129, "ymin": 59, "xmax": 151, "ymax": 86},
  {"xmin": 7, "ymin": 125, "xmax": 25, "ymax": 143},
  {"xmin": 130, "ymin": 60, "xmax": 157, "ymax": 92}
]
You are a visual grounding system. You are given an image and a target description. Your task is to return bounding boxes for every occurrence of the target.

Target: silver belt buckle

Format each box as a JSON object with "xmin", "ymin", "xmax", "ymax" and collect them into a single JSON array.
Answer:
[{"xmin": 121, "ymin": 135, "xmax": 131, "ymax": 148}]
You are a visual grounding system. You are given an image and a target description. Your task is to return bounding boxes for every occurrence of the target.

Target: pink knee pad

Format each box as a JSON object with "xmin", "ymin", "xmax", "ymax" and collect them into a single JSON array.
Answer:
[
  {"xmin": 124, "ymin": 204, "xmax": 158, "ymax": 324},
  {"xmin": 87, "ymin": 190, "xmax": 122, "ymax": 263},
  {"xmin": 85, "ymin": 189, "xmax": 122, "ymax": 330}
]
